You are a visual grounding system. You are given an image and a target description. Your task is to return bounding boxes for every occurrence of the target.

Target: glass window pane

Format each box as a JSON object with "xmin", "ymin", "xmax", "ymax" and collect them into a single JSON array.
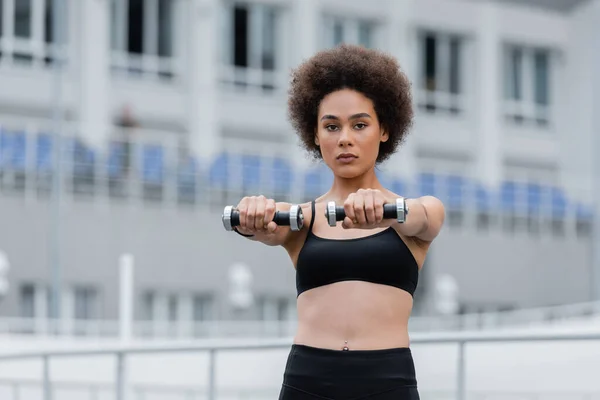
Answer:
[
  {"xmin": 158, "ymin": 0, "xmax": 173, "ymax": 57},
  {"xmin": 358, "ymin": 21, "xmax": 372, "ymax": 48},
  {"xmin": 20, "ymin": 284, "xmax": 35, "ymax": 318},
  {"xmin": 534, "ymin": 50, "xmax": 549, "ymax": 105},
  {"xmin": 233, "ymin": 5, "xmax": 248, "ymax": 67},
  {"xmin": 333, "ymin": 19, "xmax": 343, "ymax": 46},
  {"xmin": 0, "ymin": 0, "xmax": 4, "ymax": 38},
  {"xmin": 424, "ymin": 34, "xmax": 436, "ymax": 91},
  {"xmin": 142, "ymin": 291, "xmax": 154, "ymax": 320},
  {"xmin": 74, "ymin": 287, "xmax": 97, "ymax": 320},
  {"xmin": 449, "ymin": 37, "xmax": 460, "ymax": 94},
  {"xmin": 511, "ymin": 47, "xmax": 522, "ymax": 100},
  {"xmin": 261, "ymin": 6, "xmax": 276, "ymax": 70},
  {"xmin": 15, "ymin": 0, "xmax": 32, "ymax": 38},
  {"xmin": 168, "ymin": 295, "xmax": 177, "ymax": 321},
  {"xmin": 47, "ymin": 287, "xmax": 59, "ymax": 319},
  {"xmin": 45, "ymin": 0, "xmax": 54, "ymax": 43},
  {"xmin": 110, "ymin": 0, "xmax": 117, "ymax": 49},
  {"xmin": 128, "ymin": 0, "xmax": 143, "ymax": 54}
]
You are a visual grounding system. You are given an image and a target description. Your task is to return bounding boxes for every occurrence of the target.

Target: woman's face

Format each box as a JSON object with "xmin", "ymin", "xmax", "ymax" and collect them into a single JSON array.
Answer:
[{"xmin": 315, "ymin": 89, "xmax": 388, "ymax": 178}]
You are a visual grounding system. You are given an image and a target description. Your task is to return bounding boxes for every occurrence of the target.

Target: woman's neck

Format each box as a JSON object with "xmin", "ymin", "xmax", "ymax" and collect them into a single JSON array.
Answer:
[{"xmin": 321, "ymin": 169, "xmax": 383, "ymax": 203}]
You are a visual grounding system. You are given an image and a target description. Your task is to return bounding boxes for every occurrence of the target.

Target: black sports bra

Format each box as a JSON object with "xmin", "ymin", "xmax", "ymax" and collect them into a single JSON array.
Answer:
[{"xmin": 295, "ymin": 200, "xmax": 420, "ymax": 297}]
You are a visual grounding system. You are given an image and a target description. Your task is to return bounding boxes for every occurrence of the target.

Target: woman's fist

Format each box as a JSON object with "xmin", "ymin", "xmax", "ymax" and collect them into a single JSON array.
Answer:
[
  {"xmin": 236, "ymin": 195, "xmax": 279, "ymax": 234},
  {"xmin": 342, "ymin": 189, "xmax": 393, "ymax": 229}
]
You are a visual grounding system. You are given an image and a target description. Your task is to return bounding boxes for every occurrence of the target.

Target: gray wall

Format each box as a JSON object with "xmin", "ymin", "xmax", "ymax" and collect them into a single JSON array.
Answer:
[
  {"xmin": 0, "ymin": 196, "xmax": 296, "ymax": 320},
  {"xmin": 430, "ymin": 223, "xmax": 592, "ymax": 310},
  {"xmin": 0, "ymin": 195, "xmax": 593, "ymax": 320}
]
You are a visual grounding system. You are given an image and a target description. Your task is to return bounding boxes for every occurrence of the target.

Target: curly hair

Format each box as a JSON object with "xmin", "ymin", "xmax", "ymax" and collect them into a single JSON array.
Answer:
[{"xmin": 287, "ymin": 44, "xmax": 414, "ymax": 164}]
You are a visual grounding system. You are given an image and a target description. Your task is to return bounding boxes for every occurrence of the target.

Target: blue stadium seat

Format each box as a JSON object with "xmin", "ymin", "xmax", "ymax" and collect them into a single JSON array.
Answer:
[
  {"xmin": 142, "ymin": 144, "xmax": 164, "ymax": 184},
  {"xmin": 0, "ymin": 129, "xmax": 27, "ymax": 171},
  {"xmin": 576, "ymin": 203, "xmax": 593, "ymax": 221},
  {"xmin": 178, "ymin": 155, "xmax": 198, "ymax": 183},
  {"xmin": 107, "ymin": 141, "xmax": 127, "ymax": 178},
  {"xmin": 418, "ymin": 173, "xmax": 436, "ymax": 197},
  {"xmin": 375, "ymin": 170, "xmax": 391, "ymax": 188},
  {"xmin": 178, "ymin": 155, "xmax": 198, "ymax": 198},
  {"xmin": 71, "ymin": 139, "xmax": 96, "ymax": 177},
  {"xmin": 305, "ymin": 164, "xmax": 333, "ymax": 198},
  {"xmin": 36, "ymin": 134, "xmax": 53, "ymax": 172},
  {"xmin": 304, "ymin": 168, "xmax": 322, "ymax": 198},
  {"xmin": 11, "ymin": 131, "xmax": 26, "ymax": 171},
  {"xmin": 391, "ymin": 179, "xmax": 406, "ymax": 197},
  {"xmin": 500, "ymin": 181, "xmax": 518, "ymax": 212},
  {"xmin": 0, "ymin": 128, "xmax": 8, "ymax": 168},
  {"xmin": 209, "ymin": 152, "xmax": 228, "ymax": 186},
  {"xmin": 475, "ymin": 184, "xmax": 491, "ymax": 212},
  {"xmin": 241, "ymin": 154, "xmax": 261, "ymax": 190},
  {"xmin": 526, "ymin": 183, "xmax": 542, "ymax": 213},
  {"xmin": 550, "ymin": 187, "xmax": 567, "ymax": 219},
  {"xmin": 446, "ymin": 175, "xmax": 465, "ymax": 210},
  {"xmin": 273, "ymin": 157, "xmax": 292, "ymax": 194}
]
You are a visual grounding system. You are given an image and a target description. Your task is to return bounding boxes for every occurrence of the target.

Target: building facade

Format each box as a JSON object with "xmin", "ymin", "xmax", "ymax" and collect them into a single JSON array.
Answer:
[{"xmin": 0, "ymin": 0, "xmax": 598, "ymax": 335}]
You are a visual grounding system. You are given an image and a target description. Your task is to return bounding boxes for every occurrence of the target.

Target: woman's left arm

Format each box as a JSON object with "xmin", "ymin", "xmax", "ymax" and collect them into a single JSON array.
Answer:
[{"xmin": 389, "ymin": 195, "xmax": 446, "ymax": 243}]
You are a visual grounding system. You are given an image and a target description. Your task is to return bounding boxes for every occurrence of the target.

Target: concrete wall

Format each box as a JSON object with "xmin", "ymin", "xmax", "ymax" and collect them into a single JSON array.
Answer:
[{"xmin": 0, "ymin": 194, "xmax": 592, "ymax": 321}]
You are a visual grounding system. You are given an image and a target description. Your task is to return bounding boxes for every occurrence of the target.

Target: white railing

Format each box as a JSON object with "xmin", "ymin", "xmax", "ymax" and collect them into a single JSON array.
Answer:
[
  {"xmin": 0, "ymin": 329, "xmax": 600, "ymax": 400},
  {"xmin": 220, "ymin": 65, "xmax": 286, "ymax": 94},
  {"xmin": 110, "ymin": 51, "xmax": 181, "ymax": 82},
  {"xmin": 504, "ymin": 99, "xmax": 551, "ymax": 127},
  {"xmin": 416, "ymin": 89, "xmax": 467, "ymax": 115},
  {"xmin": 2, "ymin": 300, "xmax": 600, "ymax": 340}
]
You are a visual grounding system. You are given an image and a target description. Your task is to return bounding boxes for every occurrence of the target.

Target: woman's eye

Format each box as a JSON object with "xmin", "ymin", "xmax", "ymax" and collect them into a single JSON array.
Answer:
[
  {"xmin": 325, "ymin": 125, "xmax": 339, "ymax": 131},
  {"xmin": 355, "ymin": 123, "xmax": 367, "ymax": 129}
]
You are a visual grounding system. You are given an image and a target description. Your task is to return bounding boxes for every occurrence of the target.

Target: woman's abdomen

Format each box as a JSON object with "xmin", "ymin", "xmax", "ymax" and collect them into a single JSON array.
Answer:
[{"xmin": 293, "ymin": 281, "xmax": 414, "ymax": 350}]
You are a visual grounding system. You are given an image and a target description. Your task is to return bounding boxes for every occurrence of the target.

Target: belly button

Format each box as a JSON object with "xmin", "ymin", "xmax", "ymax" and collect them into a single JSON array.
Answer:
[{"xmin": 342, "ymin": 340, "xmax": 349, "ymax": 351}]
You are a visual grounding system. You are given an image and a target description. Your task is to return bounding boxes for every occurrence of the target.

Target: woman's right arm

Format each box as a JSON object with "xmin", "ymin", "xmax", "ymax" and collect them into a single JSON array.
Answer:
[{"xmin": 232, "ymin": 195, "xmax": 298, "ymax": 247}]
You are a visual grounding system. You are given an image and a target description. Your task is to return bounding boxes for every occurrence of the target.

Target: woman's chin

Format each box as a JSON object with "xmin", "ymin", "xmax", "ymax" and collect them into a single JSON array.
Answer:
[{"xmin": 333, "ymin": 165, "xmax": 364, "ymax": 179}]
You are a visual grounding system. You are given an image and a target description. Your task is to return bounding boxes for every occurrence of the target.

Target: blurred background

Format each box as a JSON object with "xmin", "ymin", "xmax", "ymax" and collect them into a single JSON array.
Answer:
[{"xmin": 0, "ymin": 0, "xmax": 599, "ymax": 398}]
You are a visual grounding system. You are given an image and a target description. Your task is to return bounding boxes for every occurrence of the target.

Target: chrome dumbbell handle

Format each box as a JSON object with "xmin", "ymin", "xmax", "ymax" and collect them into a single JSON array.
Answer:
[
  {"xmin": 325, "ymin": 197, "xmax": 408, "ymax": 227},
  {"xmin": 222, "ymin": 204, "xmax": 304, "ymax": 232}
]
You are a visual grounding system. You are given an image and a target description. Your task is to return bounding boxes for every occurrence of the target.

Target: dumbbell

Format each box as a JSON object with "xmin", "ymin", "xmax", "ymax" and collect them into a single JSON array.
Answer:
[
  {"xmin": 222, "ymin": 204, "xmax": 304, "ymax": 232},
  {"xmin": 324, "ymin": 198, "xmax": 408, "ymax": 227}
]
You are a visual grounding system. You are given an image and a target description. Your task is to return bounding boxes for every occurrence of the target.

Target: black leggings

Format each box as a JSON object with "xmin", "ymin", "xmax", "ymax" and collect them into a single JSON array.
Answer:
[{"xmin": 278, "ymin": 344, "xmax": 420, "ymax": 399}]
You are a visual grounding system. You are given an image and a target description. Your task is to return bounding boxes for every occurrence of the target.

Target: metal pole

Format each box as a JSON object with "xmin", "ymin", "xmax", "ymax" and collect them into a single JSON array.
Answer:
[
  {"xmin": 456, "ymin": 341, "xmax": 466, "ymax": 400},
  {"xmin": 592, "ymin": 0, "xmax": 600, "ymax": 303},
  {"xmin": 207, "ymin": 349, "xmax": 216, "ymax": 400},
  {"xmin": 119, "ymin": 254, "xmax": 134, "ymax": 342},
  {"xmin": 50, "ymin": 0, "xmax": 66, "ymax": 330},
  {"xmin": 116, "ymin": 352, "xmax": 126, "ymax": 400},
  {"xmin": 11, "ymin": 383, "xmax": 19, "ymax": 400},
  {"xmin": 43, "ymin": 355, "xmax": 51, "ymax": 400}
]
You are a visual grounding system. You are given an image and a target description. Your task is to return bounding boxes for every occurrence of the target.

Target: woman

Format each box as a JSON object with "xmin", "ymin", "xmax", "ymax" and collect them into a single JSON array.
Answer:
[{"xmin": 232, "ymin": 45, "xmax": 445, "ymax": 399}]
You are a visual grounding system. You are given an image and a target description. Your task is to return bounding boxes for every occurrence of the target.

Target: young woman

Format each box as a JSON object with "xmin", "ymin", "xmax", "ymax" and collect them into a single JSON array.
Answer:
[{"xmin": 232, "ymin": 44, "xmax": 445, "ymax": 399}]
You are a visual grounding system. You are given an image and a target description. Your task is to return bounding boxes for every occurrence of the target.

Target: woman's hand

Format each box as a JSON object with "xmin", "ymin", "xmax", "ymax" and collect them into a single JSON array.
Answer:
[
  {"xmin": 341, "ymin": 189, "xmax": 396, "ymax": 229},
  {"xmin": 236, "ymin": 195, "xmax": 279, "ymax": 235}
]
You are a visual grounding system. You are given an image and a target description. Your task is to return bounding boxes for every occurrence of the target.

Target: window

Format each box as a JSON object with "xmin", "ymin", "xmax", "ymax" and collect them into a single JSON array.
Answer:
[
  {"xmin": 0, "ymin": 0, "xmax": 64, "ymax": 67},
  {"xmin": 73, "ymin": 286, "xmax": 98, "ymax": 320},
  {"xmin": 19, "ymin": 284, "xmax": 35, "ymax": 318},
  {"xmin": 141, "ymin": 290, "xmax": 155, "ymax": 320},
  {"xmin": 504, "ymin": 44, "xmax": 551, "ymax": 127},
  {"xmin": 193, "ymin": 294, "xmax": 213, "ymax": 321},
  {"xmin": 323, "ymin": 16, "xmax": 376, "ymax": 49},
  {"xmin": 221, "ymin": 1, "xmax": 282, "ymax": 92},
  {"xmin": 258, "ymin": 296, "xmax": 292, "ymax": 321},
  {"xmin": 110, "ymin": 0, "xmax": 178, "ymax": 81},
  {"xmin": 417, "ymin": 31, "xmax": 464, "ymax": 114},
  {"xmin": 167, "ymin": 294, "xmax": 178, "ymax": 322},
  {"xmin": 192, "ymin": 294, "xmax": 213, "ymax": 337}
]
